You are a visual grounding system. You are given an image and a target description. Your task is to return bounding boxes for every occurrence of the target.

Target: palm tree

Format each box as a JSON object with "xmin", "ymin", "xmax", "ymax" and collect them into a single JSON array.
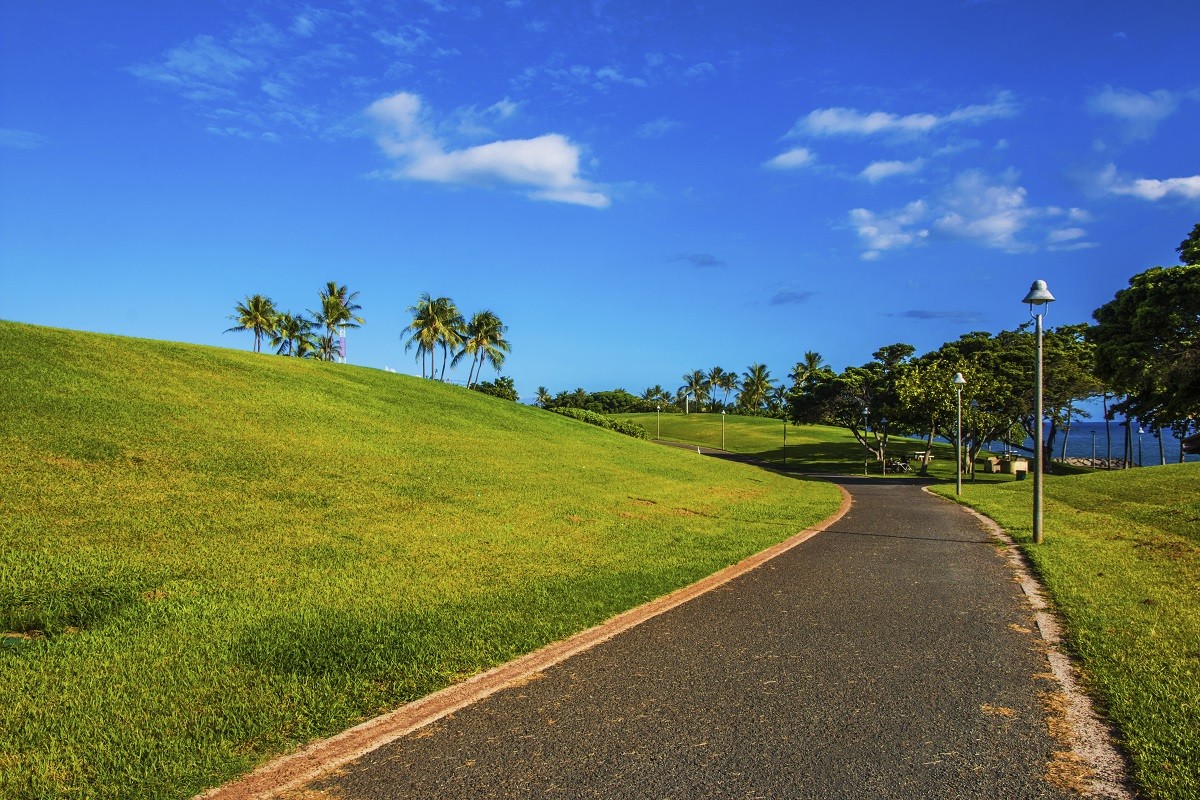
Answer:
[
  {"xmin": 789, "ymin": 351, "xmax": 826, "ymax": 390},
  {"xmin": 535, "ymin": 386, "xmax": 553, "ymax": 408},
  {"xmin": 738, "ymin": 363, "xmax": 774, "ymax": 412},
  {"xmin": 269, "ymin": 312, "xmax": 316, "ymax": 356},
  {"xmin": 641, "ymin": 385, "xmax": 669, "ymax": 404},
  {"xmin": 402, "ymin": 293, "xmax": 464, "ymax": 380},
  {"xmin": 453, "ymin": 310, "xmax": 511, "ymax": 388},
  {"xmin": 679, "ymin": 370, "xmax": 709, "ymax": 413},
  {"xmin": 225, "ymin": 294, "xmax": 278, "ymax": 353},
  {"xmin": 310, "ymin": 281, "xmax": 364, "ymax": 362},
  {"xmin": 707, "ymin": 367, "xmax": 728, "ymax": 410}
]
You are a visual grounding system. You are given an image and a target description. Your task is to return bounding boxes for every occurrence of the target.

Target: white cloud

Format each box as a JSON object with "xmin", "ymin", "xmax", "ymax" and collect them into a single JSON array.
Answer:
[
  {"xmin": 849, "ymin": 200, "xmax": 930, "ymax": 259},
  {"xmin": 1098, "ymin": 164, "xmax": 1200, "ymax": 201},
  {"xmin": 792, "ymin": 91, "xmax": 1017, "ymax": 138},
  {"xmin": 1087, "ymin": 87, "xmax": 1178, "ymax": 138},
  {"xmin": 1046, "ymin": 227, "xmax": 1086, "ymax": 244},
  {"xmin": 765, "ymin": 147, "xmax": 816, "ymax": 170},
  {"xmin": 860, "ymin": 158, "xmax": 925, "ymax": 182},
  {"xmin": 367, "ymin": 91, "xmax": 609, "ymax": 208},
  {"xmin": 932, "ymin": 170, "xmax": 1035, "ymax": 251}
]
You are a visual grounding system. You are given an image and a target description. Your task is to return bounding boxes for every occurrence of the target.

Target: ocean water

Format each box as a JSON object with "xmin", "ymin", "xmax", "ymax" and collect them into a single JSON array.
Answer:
[{"xmin": 945, "ymin": 420, "xmax": 1198, "ymax": 466}]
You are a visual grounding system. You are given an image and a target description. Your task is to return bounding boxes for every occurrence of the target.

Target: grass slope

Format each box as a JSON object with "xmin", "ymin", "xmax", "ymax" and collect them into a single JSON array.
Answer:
[
  {"xmin": 0, "ymin": 322, "xmax": 842, "ymax": 800},
  {"xmin": 931, "ymin": 468, "xmax": 1200, "ymax": 800}
]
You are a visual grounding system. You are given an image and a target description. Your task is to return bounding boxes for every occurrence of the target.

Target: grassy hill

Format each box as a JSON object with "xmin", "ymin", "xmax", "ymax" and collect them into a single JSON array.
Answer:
[{"xmin": 0, "ymin": 321, "xmax": 842, "ymax": 799}]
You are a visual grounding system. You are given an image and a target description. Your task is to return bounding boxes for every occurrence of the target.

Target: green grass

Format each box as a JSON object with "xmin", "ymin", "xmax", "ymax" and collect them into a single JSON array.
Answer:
[
  {"xmin": 0, "ymin": 321, "xmax": 843, "ymax": 800},
  {"xmin": 930, "ymin": 467, "xmax": 1200, "ymax": 800},
  {"xmin": 619, "ymin": 410, "xmax": 1019, "ymax": 482}
]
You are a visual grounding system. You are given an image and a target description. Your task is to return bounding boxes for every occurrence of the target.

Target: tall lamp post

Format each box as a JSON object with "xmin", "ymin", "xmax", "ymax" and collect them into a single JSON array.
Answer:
[
  {"xmin": 721, "ymin": 410, "xmax": 726, "ymax": 450},
  {"xmin": 953, "ymin": 372, "xmax": 966, "ymax": 495},
  {"xmin": 1023, "ymin": 279, "xmax": 1055, "ymax": 544},
  {"xmin": 656, "ymin": 405, "xmax": 661, "ymax": 440}
]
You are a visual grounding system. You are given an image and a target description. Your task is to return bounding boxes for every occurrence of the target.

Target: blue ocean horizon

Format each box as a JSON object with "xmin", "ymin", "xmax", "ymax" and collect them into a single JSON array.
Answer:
[{"xmin": 942, "ymin": 420, "xmax": 1198, "ymax": 466}]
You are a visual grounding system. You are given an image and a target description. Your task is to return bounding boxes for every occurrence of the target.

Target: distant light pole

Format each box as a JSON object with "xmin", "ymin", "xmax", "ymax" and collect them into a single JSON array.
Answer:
[
  {"xmin": 1023, "ymin": 279, "xmax": 1055, "ymax": 544},
  {"xmin": 783, "ymin": 418, "xmax": 788, "ymax": 468},
  {"xmin": 721, "ymin": 410, "xmax": 726, "ymax": 450},
  {"xmin": 1138, "ymin": 426, "xmax": 1144, "ymax": 467},
  {"xmin": 862, "ymin": 406, "xmax": 869, "ymax": 476},
  {"xmin": 656, "ymin": 405, "xmax": 661, "ymax": 440},
  {"xmin": 953, "ymin": 372, "xmax": 967, "ymax": 495}
]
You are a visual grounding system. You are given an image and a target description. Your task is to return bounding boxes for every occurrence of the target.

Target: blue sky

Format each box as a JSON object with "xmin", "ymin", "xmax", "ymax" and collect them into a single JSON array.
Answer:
[{"xmin": 2, "ymin": 1, "xmax": 1198, "ymax": 400}]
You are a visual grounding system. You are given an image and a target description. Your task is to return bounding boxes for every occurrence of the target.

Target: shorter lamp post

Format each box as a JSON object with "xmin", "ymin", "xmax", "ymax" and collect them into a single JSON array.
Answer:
[
  {"xmin": 953, "ymin": 372, "xmax": 966, "ymax": 495},
  {"xmin": 656, "ymin": 405, "xmax": 661, "ymax": 439},
  {"xmin": 862, "ymin": 406, "xmax": 869, "ymax": 476},
  {"xmin": 783, "ymin": 418, "xmax": 788, "ymax": 468},
  {"xmin": 721, "ymin": 410, "xmax": 726, "ymax": 450}
]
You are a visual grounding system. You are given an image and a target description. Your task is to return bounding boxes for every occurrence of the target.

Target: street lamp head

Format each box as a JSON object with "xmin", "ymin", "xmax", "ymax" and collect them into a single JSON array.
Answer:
[
  {"xmin": 1022, "ymin": 279, "xmax": 1055, "ymax": 306},
  {"xmin": 952, "ymin": 372, "xmax": 966, "ymax": 387}
]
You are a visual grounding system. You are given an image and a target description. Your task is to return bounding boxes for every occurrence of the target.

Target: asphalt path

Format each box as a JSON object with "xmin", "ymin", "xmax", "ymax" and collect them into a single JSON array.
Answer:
[{"xmin": 299, "ymin": 480, "xmax": 1077, "ymax": 799}]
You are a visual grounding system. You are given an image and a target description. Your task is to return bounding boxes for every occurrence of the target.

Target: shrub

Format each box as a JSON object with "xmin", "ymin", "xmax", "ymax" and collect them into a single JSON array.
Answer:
[{"xmin": 551, "ymin": 407, "xmax": 648, "ymax": 439}]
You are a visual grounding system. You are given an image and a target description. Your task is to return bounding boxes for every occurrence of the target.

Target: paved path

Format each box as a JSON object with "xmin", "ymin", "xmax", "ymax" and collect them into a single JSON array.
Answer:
[{"xmin": 296, "ymin": 481, "xmax": 1078, "ymax": 799}]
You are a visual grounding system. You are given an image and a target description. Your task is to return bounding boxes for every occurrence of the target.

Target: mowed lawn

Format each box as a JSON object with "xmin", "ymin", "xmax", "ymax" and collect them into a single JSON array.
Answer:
[
  {"xmin": 931, "ymin": 467, "xmax": 1200, "ymax": 800},
  {"xmin": 0, "ymin": 322, "xmax": 843, "ymax": 800}
]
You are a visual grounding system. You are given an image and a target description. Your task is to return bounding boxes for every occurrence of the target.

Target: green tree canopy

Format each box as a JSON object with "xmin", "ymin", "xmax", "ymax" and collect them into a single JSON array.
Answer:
[
  {"xmin": 1090, "ymin": 264, "xmax": 1200, "ymax": 427},
  {"xmin": 1177, "ymin": 221, "xmax": 1200, "ymax": 266},
  {"xmin": 224, "ymin": 294, "xmax": 278, "ymax": 353}
]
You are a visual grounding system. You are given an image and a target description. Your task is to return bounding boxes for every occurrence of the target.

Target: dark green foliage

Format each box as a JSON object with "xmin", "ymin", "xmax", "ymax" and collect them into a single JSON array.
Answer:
[
  {"xmin": 1090, "ymin": 264, "xmax": 1200, "ymax": 427},
  {"xmin": 543, "ymin": 387, "xmax": 654, "ymax": 414},
  {"xmin": 551, "ymin": 407, "xmax": 648, "ymax": 439},
  {"xmin": 472, "ymin": 375, "xmax": 519, "ymax": 401},
  {"xmin": 1177, "ymin": 221, "xmax": 1200, "ymax": 266}
]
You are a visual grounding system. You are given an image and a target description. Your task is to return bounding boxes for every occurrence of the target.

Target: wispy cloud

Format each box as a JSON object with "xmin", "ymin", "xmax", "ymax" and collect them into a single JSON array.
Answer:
[
  {"xmin": 791, "ymin": 91, "xmax": 1018, "ymax": 138},
  {"xmin": 889, "ymin": 310, "xmax": 984, "ymax": 324},
  {"xmin": 850, "ymin": 170, "xmax": 1095, "ymax": 258},
  {"xmin": 764, "ymin": 147, "xmax": 816, "ymax": 170},
  {"xmin": 0, "ymin": 128, "xmax": 49, "ymax": 149},
  {"xmin": 367, "ymin": 91, "xmax": 610, "ymax": 208},
  {"xmin": 769, "ymin": 290, "xmax": 815, "ymax": 305},
  {"xmin": 860, "ymin": 158, "xmax": 925, "ymax": 182},
  {"xmin": 636, "ymin": 116, "xmax": 681, "ymax": 139},
  {"xmin": 1097, "ymin": 164, "xmax": 1200, "ymax": 201},
  {"xmin": 670, "ymin": 253, "xmax": 726, "ymax": 269},
  {"xmin": 1087, "ymin": 86, "xmax": 1179, "ymax": 139}
]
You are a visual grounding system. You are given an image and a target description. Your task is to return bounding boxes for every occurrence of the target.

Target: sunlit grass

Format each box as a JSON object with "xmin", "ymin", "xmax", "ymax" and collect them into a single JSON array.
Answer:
[
  {"xmin": 931, "ymin": 467, "xmax": 1200, "ymax": 800},
  {"xmin": 0, "ymin": 321, "xmax": 842, "ymax": 800}
]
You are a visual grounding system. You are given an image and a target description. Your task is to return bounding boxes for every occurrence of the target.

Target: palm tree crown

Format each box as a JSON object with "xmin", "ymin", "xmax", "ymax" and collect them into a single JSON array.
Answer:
[
  {"xmin": 402, "ymin": 293, "xmax": 465, "ymax": 379},
  {"xmin": 453, "ymin": 310, "xmax": 510, "ymax": 388},
  {"xmin": 225, "ymin": 294, "xmax": 278, "ymax": 353},
  {"xmin": 738, "ymin": 363, "xmax": 774, "ymax": 412},
  {"xmin": 311, "ymin": 281, "xmax": 364, "ymax": 362}
]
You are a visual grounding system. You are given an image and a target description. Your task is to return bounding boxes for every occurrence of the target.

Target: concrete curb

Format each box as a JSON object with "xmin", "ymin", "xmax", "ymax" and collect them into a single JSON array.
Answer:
[
  {"xmin": 198, "ymin": 487, "xmax": 854, "ymax": 800},
  {"xmin": 923, "ymin": 488, "xmax": 1133, "ymax": 799}
]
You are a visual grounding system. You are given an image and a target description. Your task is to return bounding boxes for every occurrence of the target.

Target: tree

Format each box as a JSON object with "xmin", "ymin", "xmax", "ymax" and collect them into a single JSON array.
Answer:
[
  {"xmin": 737, "ymin": 363, "xmax": 774, "ymax": 413},
  {"xmin": 789, "ymin": 351, "xmax": 827, "ymax": 391},
  {"xmin": 535, "ymin": 386, "xmax": 552, "ymax": 408},
  {"xmin": 310, "ymin": 281, "xmax": 364, "ymax": 362},
  {"xmin": 1177, "ymin": 222, "xmax": 1200, "ymax": 266},
  {"xmin": 789, "ymin": 345, "xmax": 914, "ymax": 463},
  {"xmin": 402, "ymin": 293, "xmax": 464, "ymax": 380},
  {"xmin": 1090, "ymin": 264, "xmax": 1200, "ymax": 430},
  {"xmin": 679, "ymin": 370, "xmax": 709, "ymax": 412},
  {"xmin": 225, "ymin": 294, "xmax": 278, "ymax": 353},
  {"xmin": 269, "ymin": 312, "xmax": 317, "ymax": 357},
  {"xmin": 454, "ymin": 310, "xmax": 510, "ymax": 388},
  {"xmin": 707, "ymin": 367, "xmax": 733, "ymax": 409},
  {"xmin": 640, "ymin": 385, "xmax": 670, "ymax": 405}
]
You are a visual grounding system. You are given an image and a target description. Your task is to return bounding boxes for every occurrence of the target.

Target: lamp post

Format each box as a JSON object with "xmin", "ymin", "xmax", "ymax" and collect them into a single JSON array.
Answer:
[
  {"xmin": 1138, "ymin": 426, "xmax": 1144, "ymax": 467},
  {"xmin": 879, "ymin": 417, "xmax": 888, "ymax": 474},
  {"xmin": 656, "ymin": 405, "xmax": 661, "ymax": 440},
  {"xmin": 953, "ymin": 372, "xmax": 966, "ymax": 495},
  {"xmin": 862, "ymin": 406, "xmax": 869, "ymax": 476},
  {"xmin": 721, "ymin": 410, "xmax": 726, "ymax": 450},
  {"xmin": 783, "ymin": 418, "xmax": 788, "ymax": 468},
  {"xmin": 1023, "ymin": 279, "xmax": 1055, "ymax": 544}
]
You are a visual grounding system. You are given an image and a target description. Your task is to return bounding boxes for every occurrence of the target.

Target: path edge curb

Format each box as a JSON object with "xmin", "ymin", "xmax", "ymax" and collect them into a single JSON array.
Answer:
[
  {"xmin": 922, "ymin": 487, "xmax": 1133, "ymax": 800},
  {"xmin": 198, "ymin": 486, "xmax": 853, "ymax": 800}
]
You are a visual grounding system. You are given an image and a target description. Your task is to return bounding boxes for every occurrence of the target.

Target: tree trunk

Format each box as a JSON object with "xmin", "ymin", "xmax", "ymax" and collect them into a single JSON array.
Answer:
[
  {"xmin": 1158, "ymin": 428, "xmax": 1166, "ymax": 466},
  {"xmin": 1104, "ymin": 394, "xmax": 1112, "ymax": 468},
  {"xmin": 1060, "ymin": 403, "xmax": 1073, "ymax": 461},
  {"xmin": 919, "ymin": 421, "xmax": 936, "ymax": 476}
]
